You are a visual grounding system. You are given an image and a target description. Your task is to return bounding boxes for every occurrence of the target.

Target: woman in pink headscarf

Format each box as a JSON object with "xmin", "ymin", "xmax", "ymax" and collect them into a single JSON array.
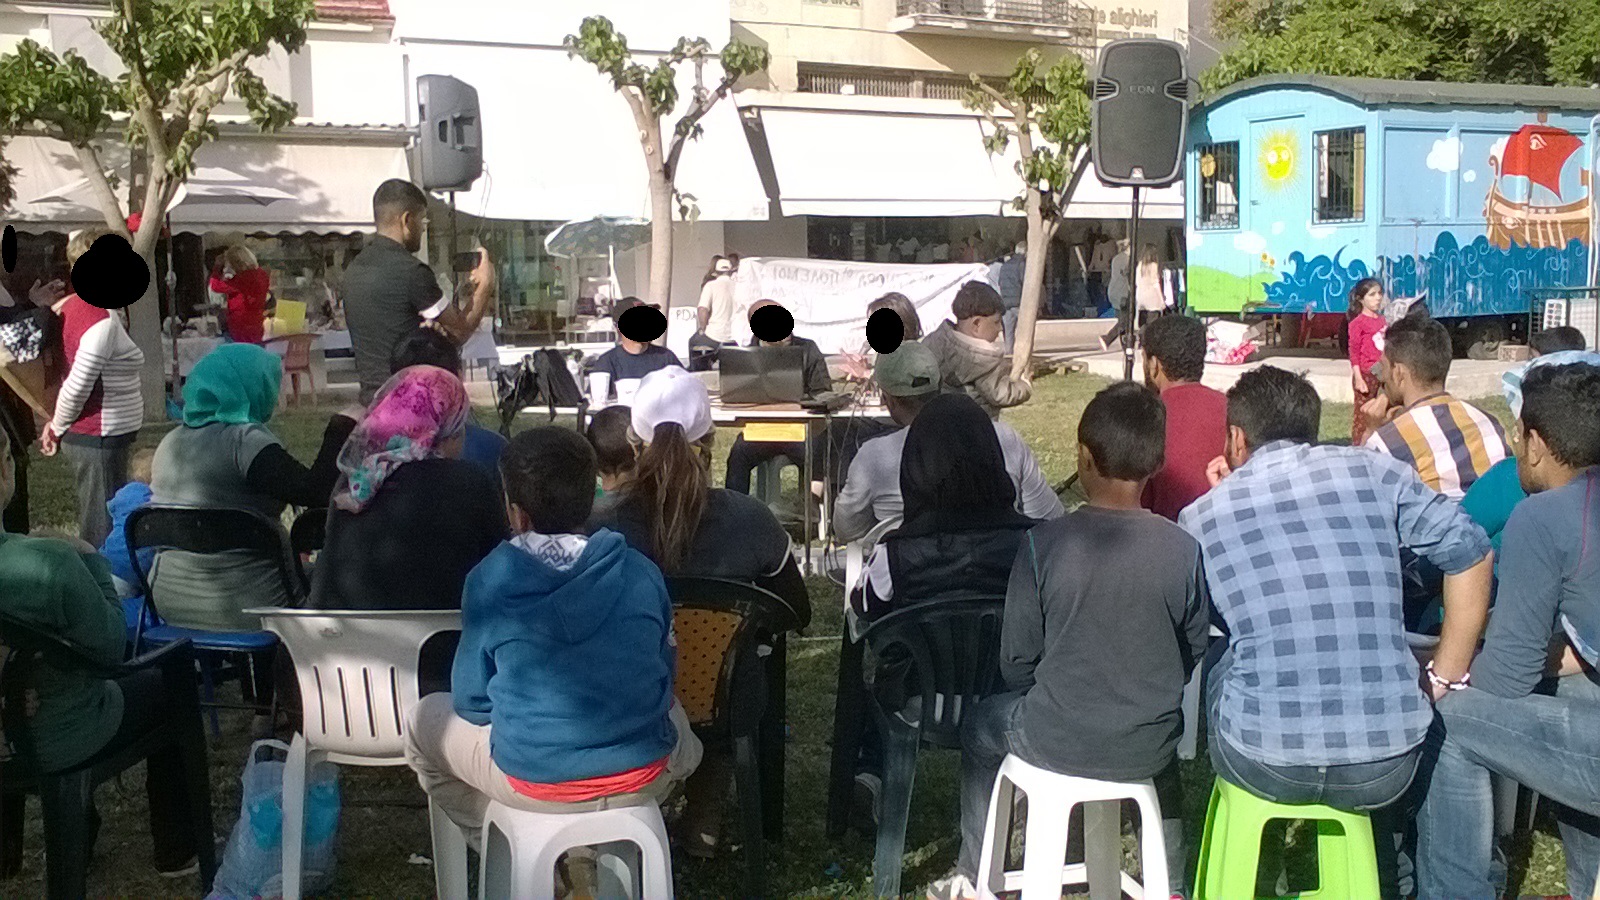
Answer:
[{"xmin": 310, "ymin": 365, "xmax": 507, "ymax": 611}]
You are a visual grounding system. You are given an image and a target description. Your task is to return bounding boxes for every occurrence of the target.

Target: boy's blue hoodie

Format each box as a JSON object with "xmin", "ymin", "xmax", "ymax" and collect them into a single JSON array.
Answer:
[
  {"xmin": 100, "ymin": 481, "xmax": 154, "ymax": 587},
  {"xmin": 452, "ymin": 527, "xmax": 677, "ymax": 784}
]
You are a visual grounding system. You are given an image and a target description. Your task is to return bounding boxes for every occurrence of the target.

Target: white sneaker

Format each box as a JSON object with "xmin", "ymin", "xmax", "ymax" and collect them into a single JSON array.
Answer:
[{"xmin": 925, "ymin": 871, "xmax": 978, "ymax": 900}]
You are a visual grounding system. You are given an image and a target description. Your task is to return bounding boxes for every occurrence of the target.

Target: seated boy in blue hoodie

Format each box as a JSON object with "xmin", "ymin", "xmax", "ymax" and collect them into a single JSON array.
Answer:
[{"xmin": 405, "ymin": 426, "xmax": 702, "ymax": 832}]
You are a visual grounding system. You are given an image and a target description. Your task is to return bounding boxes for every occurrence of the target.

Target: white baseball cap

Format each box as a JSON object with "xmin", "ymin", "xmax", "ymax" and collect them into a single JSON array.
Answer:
[{"xmin": 630, "ymin": 366, "xmax": 713, "ymax": 443}]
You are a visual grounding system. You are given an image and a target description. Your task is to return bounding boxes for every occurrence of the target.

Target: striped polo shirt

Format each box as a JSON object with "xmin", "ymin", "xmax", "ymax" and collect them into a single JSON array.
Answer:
[{"xmin": 1364, "ymin": 392, "xmax": 1510, "ymax": 500}]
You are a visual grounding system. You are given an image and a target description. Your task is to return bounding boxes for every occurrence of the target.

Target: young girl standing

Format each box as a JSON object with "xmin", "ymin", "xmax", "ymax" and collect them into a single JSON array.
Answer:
[{"xmin": 1347, "ymin": 278, "xmax": 1387, "ymax": 446}]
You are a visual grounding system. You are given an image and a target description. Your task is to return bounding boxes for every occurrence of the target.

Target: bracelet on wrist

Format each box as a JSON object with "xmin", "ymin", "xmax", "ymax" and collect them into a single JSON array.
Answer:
[{"xmin": 1426, "ymin": 661, "xmax": 1470, "ymax": 692}]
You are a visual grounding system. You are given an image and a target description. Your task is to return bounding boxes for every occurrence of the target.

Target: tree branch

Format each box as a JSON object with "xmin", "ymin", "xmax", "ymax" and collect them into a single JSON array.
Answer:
[
  {"xmin": 71, "ymin": 143, "xmax": 130, "ymax": 237},
  {"xmin": 119, "ymin": 0, "xmax": 170, "ymax": 168},
  {"xmin": 174, "ymin": 47, "xmax": 251, "ymax": 100},
  {"xmin": 975, "ymin": 80, "xmax": 1021, "ymax": 118},
  {"xmin": 663, "ymin": 73, "xmax": 734, "ymax": 180}
]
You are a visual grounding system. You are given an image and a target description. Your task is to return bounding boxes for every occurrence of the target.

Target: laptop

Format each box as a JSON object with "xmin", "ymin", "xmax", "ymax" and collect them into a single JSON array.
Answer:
[{"xmin": 718, "ymin": 345, "xmax": 806, "ymax": 405}]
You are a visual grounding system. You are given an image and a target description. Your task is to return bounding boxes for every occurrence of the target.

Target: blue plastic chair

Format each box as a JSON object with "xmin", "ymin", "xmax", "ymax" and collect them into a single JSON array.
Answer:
[{"xmin": 126, "ymin": 505, "xmax": 308, "ymax": 734}]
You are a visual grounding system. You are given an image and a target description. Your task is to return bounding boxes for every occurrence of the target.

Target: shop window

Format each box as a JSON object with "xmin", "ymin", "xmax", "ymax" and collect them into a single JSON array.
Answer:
[
  {"xmin": 1196, "ymin": 141, "xmax": 1239, "ymax": 230},
  {"xmin": 1315, "ymin": 127, "xmax": 1366, "ymax": 223}
]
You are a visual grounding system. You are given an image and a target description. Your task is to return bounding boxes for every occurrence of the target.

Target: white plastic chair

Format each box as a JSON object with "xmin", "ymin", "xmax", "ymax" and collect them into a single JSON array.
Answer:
[
  {"xmin": 1178, "ymin": 625, "xmax": 1224, "ymax": 762},
  {"xmin": 976, "ymin": 754, "xmax": 1169, "ymax": 900},
  {"xmin": 843, "ymin": 519, "xmax": 898, "ymax": 605},
  {"xmin": 465, "ymin": 799, "xmax": 674, "ymax": 900},
  {"xmin": 252, "ymin": 608, "xmax": 462, "ymax": 900}
]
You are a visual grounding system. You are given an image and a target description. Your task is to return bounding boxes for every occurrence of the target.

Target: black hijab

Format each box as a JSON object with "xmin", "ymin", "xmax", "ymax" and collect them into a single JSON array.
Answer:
[{"xmin": 898, "ymin": 392, "xmax": 1031, "ymax": 537}]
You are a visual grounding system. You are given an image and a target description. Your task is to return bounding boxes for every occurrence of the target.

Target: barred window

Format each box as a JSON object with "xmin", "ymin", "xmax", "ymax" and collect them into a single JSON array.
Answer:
[
  {"xmin": 1196, "ymin": 141, "xmax": 1239, "ymax": 230},
  {"xmin": 1315, "ymin": 128, "xmax": 1366, "ymax": 223}
]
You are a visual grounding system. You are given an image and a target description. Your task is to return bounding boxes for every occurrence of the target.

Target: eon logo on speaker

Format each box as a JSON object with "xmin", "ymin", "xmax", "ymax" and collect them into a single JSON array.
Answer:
[{"xmin": 1128, "ymin": 84, "xmax": 1158, "ymax": 95}]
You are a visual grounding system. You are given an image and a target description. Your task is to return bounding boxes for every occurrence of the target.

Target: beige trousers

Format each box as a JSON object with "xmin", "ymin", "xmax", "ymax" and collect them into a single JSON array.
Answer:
[{"xmin": 405, "ymin": 692, "xmax": 703, "ymax": 832}]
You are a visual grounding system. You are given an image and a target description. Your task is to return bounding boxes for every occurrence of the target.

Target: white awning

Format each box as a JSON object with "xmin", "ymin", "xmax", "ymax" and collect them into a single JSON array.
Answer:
[
  {"xmin": 1062, "ymin": 171, "xmax": 1184, "ymax": 220},
  {"xmin": 401, "ymin": 41, "xmax": 768, "ymax": 223},
  {"xmin": 5, "ymin": 134, "xmax": 411, "ymax": 233},
  {"xmin": 754, "ymin": 106, "xmax": 1014, "ymax": 217}
]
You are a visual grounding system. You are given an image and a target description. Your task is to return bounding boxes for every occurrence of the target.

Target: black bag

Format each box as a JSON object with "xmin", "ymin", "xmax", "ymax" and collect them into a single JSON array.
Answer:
[{"xmin": 495, "ymin": 349, "xmax": 587, "ymax": 436}]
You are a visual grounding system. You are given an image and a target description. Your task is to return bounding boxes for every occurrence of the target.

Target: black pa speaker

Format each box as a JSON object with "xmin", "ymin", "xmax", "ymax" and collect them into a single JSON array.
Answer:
[
  {"xmin": 1091, "ymin": 39, "xmax": 1189, "ymax": 187},
  {"xmin": 417, "ymin": 75, "xmax": 484, "ymax": 192}
]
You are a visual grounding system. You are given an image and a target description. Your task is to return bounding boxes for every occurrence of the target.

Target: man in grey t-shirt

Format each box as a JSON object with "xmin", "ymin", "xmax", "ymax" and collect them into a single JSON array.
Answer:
[
  {"xmin": 832, "ymin": 341, "xmax": 1060, "ymax": 545},
  {"xmin": 342, "ymin": 179, "xmax": 496, "ymax": 402}
]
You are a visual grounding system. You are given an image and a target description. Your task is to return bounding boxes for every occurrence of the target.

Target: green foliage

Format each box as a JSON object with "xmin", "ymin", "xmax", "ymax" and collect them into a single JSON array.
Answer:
[
  {"xmin": 962, "ymin": 49, "xmax": 1091, "ymax": 217},
  {"xmin": 565, "ymin": 15, "xmax": 770, "ymax": 121},
  {"xmin": 1207, "ymin": 0, "xmax": 1600, "ymax": 90},
  {"xmin": 0, "ymin": 41, "xmax": 118, "ymax": 145},
  {"xmin": 0, "ymin": 0, "xmax": 310, "ymax": 197}
]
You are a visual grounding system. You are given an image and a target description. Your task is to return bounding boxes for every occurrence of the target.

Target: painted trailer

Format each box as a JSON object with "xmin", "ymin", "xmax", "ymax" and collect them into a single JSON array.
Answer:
[{"xmin": 1185, "ymin": 74, "xmax": 1600, "ymax": 355}]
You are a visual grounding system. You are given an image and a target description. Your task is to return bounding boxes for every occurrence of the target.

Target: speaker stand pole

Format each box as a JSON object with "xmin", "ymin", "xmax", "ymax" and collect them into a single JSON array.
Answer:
[
  {"xmin": 448, "ymin": 191, "xmax": 460, "ymax": 294},
  {"xmin": 1123, "ymin": 184, "xmax": 1141, "ymax": 381}
]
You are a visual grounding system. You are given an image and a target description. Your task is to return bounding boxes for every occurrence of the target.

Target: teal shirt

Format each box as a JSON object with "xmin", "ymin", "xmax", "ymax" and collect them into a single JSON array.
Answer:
[
  {"xmin": 1461, "ymin": 457, "xmax": 1526, "ymax": 557},
  {"xmin": 0, "ymin": 533, "xmax": 125, "ymax": 770}
]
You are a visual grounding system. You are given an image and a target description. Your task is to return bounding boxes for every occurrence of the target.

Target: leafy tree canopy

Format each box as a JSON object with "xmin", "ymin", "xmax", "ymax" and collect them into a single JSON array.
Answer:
[{"xmin": 1207, "ymin": 0, "xmax": 1600, "ymax": 90}]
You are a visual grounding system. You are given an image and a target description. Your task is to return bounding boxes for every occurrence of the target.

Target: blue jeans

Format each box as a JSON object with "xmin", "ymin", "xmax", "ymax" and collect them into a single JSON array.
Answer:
[
  {"xmin": 1206, "ymin": 646, "xmax": 1418, "ymax": 898},
  {"xmin": 955, "ymin": 692, "xmax": 1186, "ymax": 885},
  {"xmin": 1415, "ymin": 672, "xmax": 1600, "ymax": 900},
  {"xmin": 1002, "ymin": 307, "xmax": 1019, "ymax": 354}
]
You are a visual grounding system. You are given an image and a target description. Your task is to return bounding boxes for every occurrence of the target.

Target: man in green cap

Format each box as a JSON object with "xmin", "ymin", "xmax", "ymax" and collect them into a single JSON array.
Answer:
[{"xmin": 832, "ymin": 341, "xmax": 1061, "ymax": 544}]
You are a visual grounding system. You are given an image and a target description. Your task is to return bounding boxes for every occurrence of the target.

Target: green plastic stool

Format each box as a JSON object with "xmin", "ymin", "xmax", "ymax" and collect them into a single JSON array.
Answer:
[{"xmin": 1193, "ymin": 778, "xmax": 1382, "ymax": 899}]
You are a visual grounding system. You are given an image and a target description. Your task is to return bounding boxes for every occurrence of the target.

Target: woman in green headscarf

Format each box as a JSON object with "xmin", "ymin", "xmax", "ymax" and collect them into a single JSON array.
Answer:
[{"xmin": 149, "ymin": 343, "xmax": 359, "ymax": 631}]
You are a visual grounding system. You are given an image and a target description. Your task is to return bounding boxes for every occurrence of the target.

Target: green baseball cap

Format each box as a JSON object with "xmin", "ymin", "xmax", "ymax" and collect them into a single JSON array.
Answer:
[{"xmin": 875, "ymin": 341, "xmax": 941, "ymax": 397}]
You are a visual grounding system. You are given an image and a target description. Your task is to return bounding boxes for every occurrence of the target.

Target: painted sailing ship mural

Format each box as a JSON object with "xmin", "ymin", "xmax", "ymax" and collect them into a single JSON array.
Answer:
[{"xmin": 1486, "ymin": 123, "xmax": 1592, "ymax": 251}]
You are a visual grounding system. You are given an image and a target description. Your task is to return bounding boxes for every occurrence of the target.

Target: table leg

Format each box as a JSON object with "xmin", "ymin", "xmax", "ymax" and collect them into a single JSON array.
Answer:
[{"xmin": 802, "ymin": 425, "xmax": 814, "ymax": 576}]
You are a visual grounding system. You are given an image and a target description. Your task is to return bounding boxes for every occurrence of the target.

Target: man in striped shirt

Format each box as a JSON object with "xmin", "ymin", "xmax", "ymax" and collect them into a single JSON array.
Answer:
[
  {"xmin": 1362, "ymin": 316, "xmax": 1510, "ymax": 501},
  {"xmin": 40, "ymin": 229, "xmax": 145, "ymax": 546}
]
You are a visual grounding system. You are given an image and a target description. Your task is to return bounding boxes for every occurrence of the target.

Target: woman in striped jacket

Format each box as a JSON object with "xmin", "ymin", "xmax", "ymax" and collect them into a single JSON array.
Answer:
[{"xmin": 40, "ymin": 227, "xmax": 145, "ymax": 546}]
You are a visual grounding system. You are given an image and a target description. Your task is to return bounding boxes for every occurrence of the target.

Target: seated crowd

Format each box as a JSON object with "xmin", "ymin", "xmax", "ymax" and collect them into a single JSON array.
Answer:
[{"xmin": 4, "ymin": 270, "xmax": 1600, "ymax": 900}]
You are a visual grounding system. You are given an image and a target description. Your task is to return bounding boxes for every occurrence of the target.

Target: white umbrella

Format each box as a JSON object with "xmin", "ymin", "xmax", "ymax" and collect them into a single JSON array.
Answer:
[{"xmin": 22, "ymin": 164, "xmax": 297, "ymax": 221}]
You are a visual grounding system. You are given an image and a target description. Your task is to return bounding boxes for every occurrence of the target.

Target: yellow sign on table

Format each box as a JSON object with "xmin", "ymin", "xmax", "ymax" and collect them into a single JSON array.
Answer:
[{"xmin": 743, "ymin": 422, "xmax": 807, "ymax": 443}]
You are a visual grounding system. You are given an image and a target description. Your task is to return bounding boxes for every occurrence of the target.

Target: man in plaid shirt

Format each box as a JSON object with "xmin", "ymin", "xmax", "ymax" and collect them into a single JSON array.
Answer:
[{"xmin": 1181, "ymin": 367, "xmax": 1493, "ymax": 895}]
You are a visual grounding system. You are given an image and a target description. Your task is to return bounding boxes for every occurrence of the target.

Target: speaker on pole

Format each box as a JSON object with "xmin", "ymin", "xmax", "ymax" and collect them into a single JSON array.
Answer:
[
  {"xmin": 1091, "ymin": 39, "xmax": 1189, "ymax": 187},
  {"xmin": 416, "ymin": 74, "xmax": 484, "ymax": 192}
]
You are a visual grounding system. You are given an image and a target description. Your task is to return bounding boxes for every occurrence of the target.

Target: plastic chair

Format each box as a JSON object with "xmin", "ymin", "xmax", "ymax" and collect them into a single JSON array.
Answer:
[
  {"xmin": 0, "ymin": 613, "xmax": 216, "ymax": 899},
  {"xmin": 265, "ymin": 333, "xmax": 318, "ymax": 405},
  {"xmin": 977, "ymin": 754, "xmax": 1169, "ymax": 900},
  {"xmin": 665, "ymin": 576, "xmax": 802, "ymax": 899},
  {"xmin": 251, "ymin": 608, "xmax": 461, "ymax": 900},
  {"xmin": 861, "ymin": 598, "xmax": 1007, "ymax": 898},
  {"xmin": 474, "ymin": 800, "xmax": 674, "ymax": 900},
  {"xmin": 127, "ymin": 505, "xmax": 305, "ymax": 734},
  {"xmin": 1178, "ymin": 625, "xmax": 1224, "ymax": 762},
  {"xmin": 1193, "ymin": 777, "xmax": 1381, "ymax": 900}
]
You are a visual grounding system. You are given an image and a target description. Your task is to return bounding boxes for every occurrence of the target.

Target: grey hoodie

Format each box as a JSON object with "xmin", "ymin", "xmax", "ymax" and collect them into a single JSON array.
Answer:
[{"xmin": 921, "ymin": 321, "xmax": 1032, "ymax": 418}]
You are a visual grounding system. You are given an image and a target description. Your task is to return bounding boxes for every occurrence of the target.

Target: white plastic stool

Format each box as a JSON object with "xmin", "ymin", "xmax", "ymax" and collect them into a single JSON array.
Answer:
[
  {"xmin": 976, "ymin": 754, "xmax": 1169, "ymax": 900},
  {"xmin": 476, "ymin": 799, "xmax": 675, "ymax": 900}
]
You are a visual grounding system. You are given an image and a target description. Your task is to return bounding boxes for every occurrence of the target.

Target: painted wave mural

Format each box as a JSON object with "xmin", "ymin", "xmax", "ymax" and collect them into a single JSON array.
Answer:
[{"xmin": 1260, "ymin": 233, "xmax": 1589, "ymax": 317}]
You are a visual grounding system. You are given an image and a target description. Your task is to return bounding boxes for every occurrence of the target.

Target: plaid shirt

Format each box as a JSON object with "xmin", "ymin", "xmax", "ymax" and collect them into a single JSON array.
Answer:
[
  {"xmin": 1180, "ymin": 441, "xmax": 1491, "ymax": 767},
  {"xmin": 1364, "ymin": 393, "xmax": 1510, "ymax": 500}
]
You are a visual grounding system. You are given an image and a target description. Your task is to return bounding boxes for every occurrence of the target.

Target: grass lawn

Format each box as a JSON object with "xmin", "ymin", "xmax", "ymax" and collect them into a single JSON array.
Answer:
[{"xmin": 2, "ymin": 372, "xmax": 1571, "ymax": 898}]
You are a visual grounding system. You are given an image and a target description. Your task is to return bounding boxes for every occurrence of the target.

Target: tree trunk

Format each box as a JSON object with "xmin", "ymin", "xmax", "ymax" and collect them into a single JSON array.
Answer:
[
  {"xmin": 1009, "ymin": 189, "xmax": 1054, "ymax": 381},
  {"xmin": 647, "ymin": 174, "xmax": 674, "ymax": 309},
  {"xmin": 128, "ymin": 253, "xmax": 166, "ymax": 419}
]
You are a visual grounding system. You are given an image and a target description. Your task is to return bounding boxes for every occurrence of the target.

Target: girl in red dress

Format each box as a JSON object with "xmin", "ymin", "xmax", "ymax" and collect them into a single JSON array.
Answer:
[{"xmin": 1346, "ymin": 277, "xmax": 1387, "ymax": 446}]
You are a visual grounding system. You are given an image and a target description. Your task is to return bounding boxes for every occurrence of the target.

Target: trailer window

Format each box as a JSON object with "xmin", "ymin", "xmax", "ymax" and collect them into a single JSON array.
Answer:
[
  {"xmin": 1196, "ymin": 142, "xmax": 1240, "ymax": 230},
  {"xmin": 1315, "ymin": 128, "xmax": 1366, "ymax": 223}
]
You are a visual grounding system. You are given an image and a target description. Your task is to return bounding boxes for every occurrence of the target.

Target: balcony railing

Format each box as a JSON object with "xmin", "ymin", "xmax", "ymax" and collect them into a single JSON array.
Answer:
[{"xmin": 896, "ymin": 0, "xmax": 1097, "ymax": 35}]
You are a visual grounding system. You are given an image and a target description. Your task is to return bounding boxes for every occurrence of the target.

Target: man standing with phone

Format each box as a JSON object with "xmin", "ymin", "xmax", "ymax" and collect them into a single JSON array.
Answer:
[{"xmin": 343, "ymin": 179, "xmax": 496, "ymax": 403}]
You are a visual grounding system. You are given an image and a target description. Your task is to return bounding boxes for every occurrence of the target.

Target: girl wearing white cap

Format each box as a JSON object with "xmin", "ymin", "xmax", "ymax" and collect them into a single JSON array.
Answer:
[{"xmin": 590, "ymin": 365, "xmax": 809, "ymax": 857}]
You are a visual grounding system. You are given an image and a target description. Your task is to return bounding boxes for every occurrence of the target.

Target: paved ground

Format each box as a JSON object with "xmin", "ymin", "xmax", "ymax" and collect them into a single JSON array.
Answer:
[{"xmin": 1072, "ymin": 346, "xmax": 1517, "ymax": 402}]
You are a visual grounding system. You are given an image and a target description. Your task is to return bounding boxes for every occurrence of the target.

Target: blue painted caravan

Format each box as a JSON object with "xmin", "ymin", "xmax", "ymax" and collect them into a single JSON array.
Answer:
[{"xmin": 1186, "ymin": 75, "xmax": 1600, "ymax": 352}]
